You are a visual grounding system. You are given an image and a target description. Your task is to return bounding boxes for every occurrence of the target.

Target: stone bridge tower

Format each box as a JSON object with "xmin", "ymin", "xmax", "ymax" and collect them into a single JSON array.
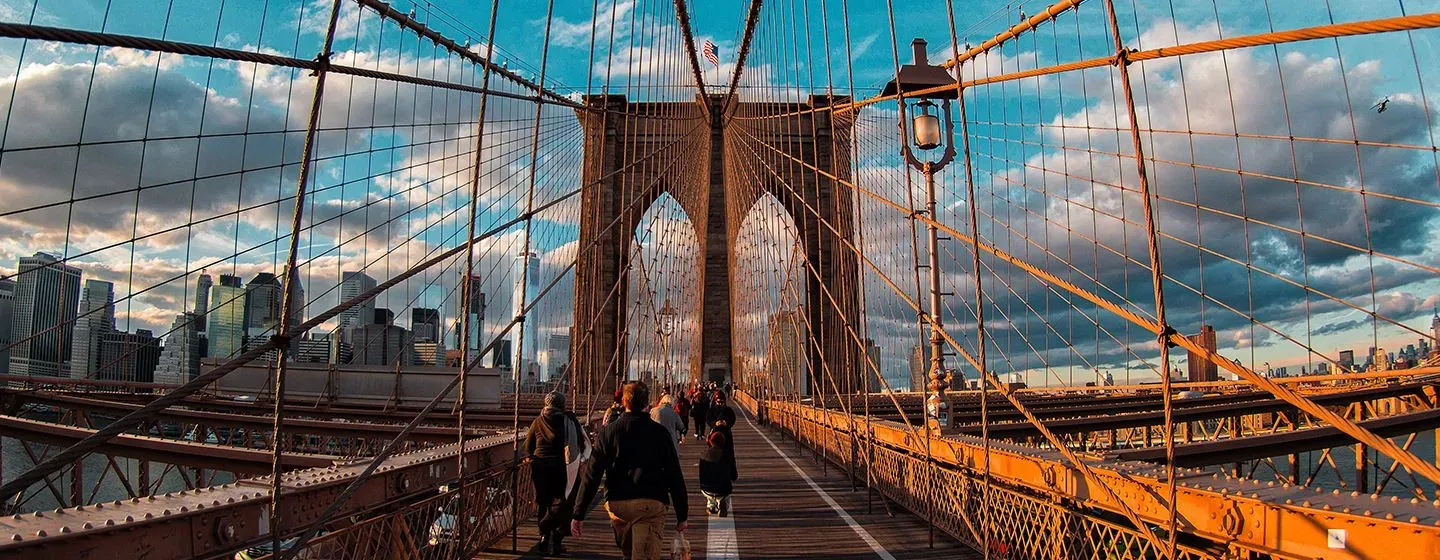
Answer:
[{"xmin": 573, "ymin": 94, "xmax": 860, "ymax": 397}]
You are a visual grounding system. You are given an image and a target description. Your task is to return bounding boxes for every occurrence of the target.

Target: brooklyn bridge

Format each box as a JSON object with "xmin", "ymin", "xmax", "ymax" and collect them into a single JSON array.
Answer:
[{"xmin": 0, "ymin": 0, "xmax": 1438, "ymax": 558}]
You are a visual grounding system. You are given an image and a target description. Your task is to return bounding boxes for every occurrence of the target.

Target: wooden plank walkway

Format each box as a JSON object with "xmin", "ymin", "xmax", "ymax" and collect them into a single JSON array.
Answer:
[{"xmin": 478, "ymin": 408, "xmax": 975, "ymax": 559}]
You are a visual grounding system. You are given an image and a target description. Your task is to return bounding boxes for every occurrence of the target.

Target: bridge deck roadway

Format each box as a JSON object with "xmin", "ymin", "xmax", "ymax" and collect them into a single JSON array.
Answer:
[{"xmin": 479, "ymin": 408, "xmax": 974, "ymax": 560}]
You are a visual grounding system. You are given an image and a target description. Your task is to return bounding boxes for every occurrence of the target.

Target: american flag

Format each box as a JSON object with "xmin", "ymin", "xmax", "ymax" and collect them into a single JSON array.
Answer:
[{"xmin": 702, "ymin": 39, "xmax": 719, "ymax": 68}]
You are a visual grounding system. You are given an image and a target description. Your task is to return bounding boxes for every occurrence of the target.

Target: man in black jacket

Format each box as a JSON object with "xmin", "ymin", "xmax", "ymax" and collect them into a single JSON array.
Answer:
[
  {"xmin": 570, "ymin": 382, "xmax": 688, "ymax": 560},
  {"xmin": 707, "ymin": 391, "xmax": 737, "ymax": 430},
  {"xmin": 524, "ymin": 391, "xmax": 587, "ymax": 555}
]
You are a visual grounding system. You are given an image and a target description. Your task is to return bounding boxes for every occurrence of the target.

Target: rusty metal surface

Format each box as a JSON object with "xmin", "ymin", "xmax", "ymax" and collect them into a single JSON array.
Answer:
[
  {"xmin": 0, "ymin": 431, "xmax": 521, "ymax": 559},
  {"xmin": 952, "ymin": 380, "xmax": 1433, "ymax": 439},
  {"xmin": 3, "ymin": 390, "xmax": 492, "ymax": 441},
  {"xmin": 0, "ymin": 415, "xmax": 340, "ymax": 473},
  {"xmin": 6, "ymin": 387, "xmax": 554, "ymax": 426},
  {"xmin": 1112, "ymin": 407, "xmax": 1440, "ymax": 467}
]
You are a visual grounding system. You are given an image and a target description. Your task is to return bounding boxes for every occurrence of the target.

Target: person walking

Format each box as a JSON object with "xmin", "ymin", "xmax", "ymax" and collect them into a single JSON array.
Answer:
[
  {"xmin": 571, "ymin": 382, "xmax": 689, "ymax": 560},
  {"xmin": 651, "ymin": 393, "xmax": 686, "ymax": 451},
  {"xmin": 698, "ymin": 431, "xmax": 737, "ymax": 517},
  {"xmin": 706, "ymin": 390, "xmax": 737, "ymax": 433},
  {"xmin": 673, "ymin": 393, "xmax": 691, "ymax": 439},
  {"xmin": 690, "ymin": 386, "xmax": 710, "ymax": 440},
  {"xmin": 604, "ymin": 389, "xmax": 624, "ymax": 426},
  {"xmin": 524, "ymin": 391, "xmax": 589, "ymax": 556}
]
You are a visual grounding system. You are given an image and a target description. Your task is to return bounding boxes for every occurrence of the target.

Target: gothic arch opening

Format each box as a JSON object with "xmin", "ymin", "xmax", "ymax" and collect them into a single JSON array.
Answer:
[
  {"xmin": 624, "ymin": 193, "xmax": 700, "ymax": 389},
  {"xmin": 732, "ymin": 192, "xmax": 808, "ymax": 394}
]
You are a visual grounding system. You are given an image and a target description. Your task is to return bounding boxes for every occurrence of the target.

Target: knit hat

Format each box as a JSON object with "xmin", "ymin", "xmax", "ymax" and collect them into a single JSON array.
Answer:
[
  {"xmin": 545, "ymin": 391, "xmax": 566, "ymax": 411},
  {"xmin": 707, "ymin": 431, "xmax": 728, "ymax": 448}
]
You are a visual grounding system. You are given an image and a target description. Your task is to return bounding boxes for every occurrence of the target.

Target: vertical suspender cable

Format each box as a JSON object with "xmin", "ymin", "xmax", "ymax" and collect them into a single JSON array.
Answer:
[
  {"xmin": 1099, "ymin": 1, "xmax": 1177, "ymax": 555},
  {"xmin": 269, "ymin": 0, "xmax": 343, "ymax": 552}
]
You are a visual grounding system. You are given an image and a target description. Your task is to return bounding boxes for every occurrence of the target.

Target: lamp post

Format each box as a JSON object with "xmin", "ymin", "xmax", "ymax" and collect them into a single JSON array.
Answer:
[
  {"xmin": 884, "ymin": 38, "xmax": 958, "ymax": 428},
  {"xmin": 658, "ymin": 297, "xmax": 677, "ymax": 388}
]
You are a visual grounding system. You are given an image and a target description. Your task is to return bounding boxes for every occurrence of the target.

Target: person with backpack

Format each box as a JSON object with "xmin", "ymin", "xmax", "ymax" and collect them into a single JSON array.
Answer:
[
  {"xmin": 689, "ymin": 386, "xmax": 709, "ymax": 440},
  {"xmin": 571, "ymin": 382, "xmax": 689, "ymax": 560},
  {"xmin": 673, "ymin": 393, "xmax": 692, "ymax": 440},
  {"xmin": 698, "ymin": 431, "xmax": 737, "ymax": 517},
  {"xmin": 523, "ymin": 391, "xmax": 589, "ymax": 555}
]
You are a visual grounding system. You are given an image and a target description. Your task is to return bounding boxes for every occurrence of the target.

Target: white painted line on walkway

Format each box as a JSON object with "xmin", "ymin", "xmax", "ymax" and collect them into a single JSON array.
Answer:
[
  {"xmin": 743, "ymin": 414, "xmax": 896, "ymax": 560},
  {"xmin": 706, "ymin": 497, "xmax": 739, "ymax": 560}
]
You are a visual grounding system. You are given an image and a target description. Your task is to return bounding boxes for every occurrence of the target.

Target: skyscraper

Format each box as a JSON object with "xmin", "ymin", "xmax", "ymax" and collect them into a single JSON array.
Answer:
[
  {"xmin": 412, "ymin": 341, "xmax": 444, "ymax": 366},
  {"xmin": 194, "ymin": 272, "xmax": 212, "ymax": 333},
  {"xmin": 283, "ymin": 266, "xmax": 304, "ymax": 333},
  {"xmin": 411, "ymin": 308, "xmax": 441, "ymax": 342},
  {"xmin": 1339, "ymin": 349, "xmax": 1355, "ymax": 372},
  {"xmin": 491, "ymin": 338, "xmax": 512, "ymax": 369},
  {"xmin": 1185, "ymin": 325, "xmax": 1218, "ymax": 382},
  {"xmin": 908, "ymin": 344, "xmax": 932, "ymax": 392},
  {"xmin": 244, "ymin": 269, "xmax": 303, "ymax": 356},
  {"xmin": 767, "ymin": 309, "xmax": 805, "ymax": 394},
  {"xmin": 513, "ymin": 252, "xmax": 539, "ymax": 374},
  {"xmin": 338, "ymin": 271, "xmax": 377, "ymax": 331},
  {"xmin": 244, "ymin": 272, "xmax": 282, "ymax": 331},
  {"xmin": 345, "ymin": 323, "xmax": 414, "ymax": 366},
  {"xmin": 1431, "ymin": 307, "xmax": 1439, "ymax": 355},
  {"xmin": 454, "ymin": 272, "xmax": 485, "ymax": 352},
  {"xmin": 0, "ymin": 278, "xmax": 14, "ymax": 375},
  {"xmin": 69, "ymin": 279, "xmax": 115, "ymax": 378},
  {"xmin": 9, "ymin": 252, "xmax": 82, "ymax": 377},
  {"xmin": 863, "ymin": 338, "xmax": 882, "ymax": 392},
  {"xmin": 96, "ymin": 329, "xmax": 160, "ymax": 383},
  {"xmin": 546, "ymin": 330, "xmax": 572, "ymax": 381},
  {"xmin": 207, "ymin": 274, "xmax": 247, "ymax": 360},
  {"xmin": 154, "ymin": 312, "xmax": 202, "ymax": 385}
]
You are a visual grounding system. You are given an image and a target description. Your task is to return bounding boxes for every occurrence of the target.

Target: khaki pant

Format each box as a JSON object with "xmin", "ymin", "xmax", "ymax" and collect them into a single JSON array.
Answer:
[{"xmin": 605, "ymin": 498, "xmax": 667, "ymax": 560}]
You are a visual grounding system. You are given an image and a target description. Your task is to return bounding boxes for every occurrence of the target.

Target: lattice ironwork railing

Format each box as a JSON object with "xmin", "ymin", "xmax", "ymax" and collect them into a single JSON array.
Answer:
[
  {"xmin": 754, "ymin": 392, "xmax": 1329, "ymax": 559},
  {"xmin": 257, "ymin": 459, "xmax": 533, "ymax": 560}
]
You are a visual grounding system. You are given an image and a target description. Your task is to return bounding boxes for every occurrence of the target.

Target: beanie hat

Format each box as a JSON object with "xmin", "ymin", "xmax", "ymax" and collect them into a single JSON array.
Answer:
[{"xmin": 544, "ymin": 391, "xmax": 566, "ymax": 411}]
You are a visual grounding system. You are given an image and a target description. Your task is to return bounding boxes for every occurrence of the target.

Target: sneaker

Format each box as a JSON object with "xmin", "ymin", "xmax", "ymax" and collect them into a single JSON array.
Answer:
[{"xmin": 706, "ymin": 504, "xmax": 719, "ymax": 515}]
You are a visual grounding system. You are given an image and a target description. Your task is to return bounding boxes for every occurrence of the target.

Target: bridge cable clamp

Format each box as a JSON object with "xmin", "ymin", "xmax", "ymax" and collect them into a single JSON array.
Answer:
[
  {"xmin": 1111, "ymin": 48, "xmax": 1135, "ymax": 67},
  {"xmin": 1157, "ymin": 325, "xmax": 1178, "ymax": 348},
  {"xmin": 311, "ymin": 51, "xmax": 332, "ymax": 77}
]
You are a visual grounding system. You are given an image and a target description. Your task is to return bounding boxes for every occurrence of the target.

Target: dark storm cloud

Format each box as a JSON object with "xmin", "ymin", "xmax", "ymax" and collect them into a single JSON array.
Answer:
[{"xmin": 845, "ymin": 33, "xmax": 1439, "ymax": 380}]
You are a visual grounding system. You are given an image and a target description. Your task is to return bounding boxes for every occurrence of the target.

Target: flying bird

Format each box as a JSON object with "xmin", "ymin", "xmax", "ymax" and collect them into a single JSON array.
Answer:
[{"xmin": 1371, "ymin": 97, "xmax": 1390, "ymax": 113}]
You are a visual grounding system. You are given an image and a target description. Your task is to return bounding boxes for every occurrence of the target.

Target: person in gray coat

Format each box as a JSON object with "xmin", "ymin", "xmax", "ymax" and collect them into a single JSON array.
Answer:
[{"xmin": 650, "ymin": 393, "xmax": 686, "ymax": 453}]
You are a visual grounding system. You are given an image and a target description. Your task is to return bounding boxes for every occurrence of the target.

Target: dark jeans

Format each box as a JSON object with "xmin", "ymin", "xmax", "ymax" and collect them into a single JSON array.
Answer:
[
  {"xmin": 532, "ymin": 459, "xmax": 570, "ymax": 535},
  {"xmin": 678, "ymin": 414, "xmax": 690, "ymax": 435},
  {"xmin": 692, "ymin": 414, "xmax": 708, "ymax": 437}
]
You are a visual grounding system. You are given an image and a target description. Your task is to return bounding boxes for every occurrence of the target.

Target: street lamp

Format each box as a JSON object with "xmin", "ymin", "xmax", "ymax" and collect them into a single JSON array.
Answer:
[
  {"xmin": 659, "ymin": 298, "xmax": 677, "ymax": 336},
  {"xmin": 658, "ymin": 298, "xmax": 677, "ymax": 388},
  {"xmin": 883, "ymin": 37, "xmax": 958, "ymax": 428}
]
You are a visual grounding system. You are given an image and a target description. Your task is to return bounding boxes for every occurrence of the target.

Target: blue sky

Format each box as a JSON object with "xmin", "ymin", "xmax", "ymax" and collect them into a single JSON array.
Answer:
[{"xmin": 1, "ymin": 0, "xmax": 1438, "ymax": 387}]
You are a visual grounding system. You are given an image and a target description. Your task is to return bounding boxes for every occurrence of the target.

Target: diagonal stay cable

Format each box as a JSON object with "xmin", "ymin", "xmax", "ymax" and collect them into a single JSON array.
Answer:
[
  {"xmin": 276, "ymin": 121, "xmax": 705, "ymax": 560},
  {"xmin": 733, "ymin": 125, "xmax": 1170, "ymax": 552},
  {"xmin": 741, "ymin": 125, "xmax": 1440, "ymax": 487},
  {"xmin": 0, "ymin": 121, "xmax": 698, "ymax": 503}
]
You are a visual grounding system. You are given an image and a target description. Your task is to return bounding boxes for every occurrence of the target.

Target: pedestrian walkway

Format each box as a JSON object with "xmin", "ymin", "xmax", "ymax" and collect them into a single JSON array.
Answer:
[{"xmin": 478, "ymin": 407, "xmax": 973, "ymax": 559}]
